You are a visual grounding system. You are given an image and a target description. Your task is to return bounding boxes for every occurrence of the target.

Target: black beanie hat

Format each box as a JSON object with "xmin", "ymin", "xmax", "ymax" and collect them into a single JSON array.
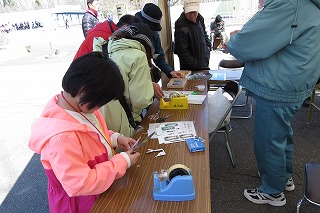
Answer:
[
  {"xmin": 87, "ymin": 0, "xmax": 95, "ymax": 5},
  {"xmin": 135, "ymin": 3, "xmax": 162, "ymax": 31},
  {"xmin": 215, "ymin": 15, "xmax": 222, "ymax": 23}
]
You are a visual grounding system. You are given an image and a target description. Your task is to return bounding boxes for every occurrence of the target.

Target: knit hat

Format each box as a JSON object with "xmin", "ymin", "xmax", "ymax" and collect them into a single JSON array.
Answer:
[
  {"xmin": 184, "ymin": 0, "xmax": 200, "ymax": 13},
  {"xmin": 135, "ymin": 3, "xmax": 162, "ymax": 31},
  {"xmin": 118, "ymin": 22, "xmax": 155, "ymax": 55},
  {"xmin": 87, "ymin": 0, "xmax": 95, "ymax": 4},
  {"xmin": 215, "ymin": 15, "xmax": 222, "ymax": 23}
]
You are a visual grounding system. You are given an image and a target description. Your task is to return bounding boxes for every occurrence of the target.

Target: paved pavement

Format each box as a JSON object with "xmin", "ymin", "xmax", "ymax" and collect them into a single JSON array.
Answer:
[
  {"xmin": 1, "ymin": 26, "xmax": 320, "ymax": 213},
  {"xmin": 0, "ymin": 26, "xmax": 83, "ymax": 212}
]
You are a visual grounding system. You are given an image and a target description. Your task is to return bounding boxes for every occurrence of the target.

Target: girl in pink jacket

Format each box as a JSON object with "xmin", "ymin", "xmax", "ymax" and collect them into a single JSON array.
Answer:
[{"xmin": 29, "ymin": 52, "xmax": 140, "ymax": 213}]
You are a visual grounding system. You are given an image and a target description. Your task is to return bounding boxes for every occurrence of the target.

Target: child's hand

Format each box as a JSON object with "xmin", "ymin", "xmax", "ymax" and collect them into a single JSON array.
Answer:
[
  {"xmin": 153, "ymin": 82, "xmax": 164, "ymax": 99},
  {"xmin": 126, "ymin": 149, "xmax": 140, "ymax": 166},
  {"xmin": 117, "ymin": 136, "xmax": 136, "ymax": 150}
]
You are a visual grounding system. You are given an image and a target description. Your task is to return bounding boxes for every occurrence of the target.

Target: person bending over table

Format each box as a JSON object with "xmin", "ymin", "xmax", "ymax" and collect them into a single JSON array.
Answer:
[
  {"xmin": 94, "ymin": 23, "xmax": 155, "ymax": 137},
  {"xmin": 74, "ymin": 14, "xmax": 141, "ymax": 60},
  {"xmin": 28, "ymin": 52, "xmax": 140, "ymax": 213}
]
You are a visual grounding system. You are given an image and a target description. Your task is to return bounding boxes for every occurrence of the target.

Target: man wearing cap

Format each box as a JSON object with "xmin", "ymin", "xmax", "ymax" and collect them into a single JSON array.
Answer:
[
  {"xmin": 174, "ymin": 0, "xmax": 211, "ymax": 71},
  {"xmin": 82, "ymin": 0, "xmax": 100, "ymax": 38},
  {"xmin": 135, "ymin": 3, "xmax": 184, "ymax": 82}
]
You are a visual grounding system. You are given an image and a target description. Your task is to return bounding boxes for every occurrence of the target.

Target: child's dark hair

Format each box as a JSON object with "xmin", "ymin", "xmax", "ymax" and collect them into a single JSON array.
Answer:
[
  {"xmin": 62, "ymin": 52, "xmax": 124, "ymax": 110},
  {"xmin": 116, "ymin": 14, "xmax": 141, "ymax": 28}
]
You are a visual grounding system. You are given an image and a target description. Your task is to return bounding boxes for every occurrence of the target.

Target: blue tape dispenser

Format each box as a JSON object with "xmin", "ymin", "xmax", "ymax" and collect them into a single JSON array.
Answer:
[
  {"xmin": 153, "ymin": 164, "xmax": 195, "ymax": 201},
  {"xmin": 186, "ymin": 136, "xmax": 205, "ymax": 153}
]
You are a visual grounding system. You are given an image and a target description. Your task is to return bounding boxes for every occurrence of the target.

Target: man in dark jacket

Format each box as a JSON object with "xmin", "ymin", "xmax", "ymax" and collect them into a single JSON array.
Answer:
[
  {"xmin": 174, "ymin": 0, "xmax": 211, "ymax": 71},
  {"xmin": 210, "ymin": 15, "xmax": 228, "ymax": 49},
  {"xmin": 82, "ymin": 0, "xmax": 99, "ymax": 38},
  {"xmin": 135, "ymin": 3, "xmax": 184, "ymax": 99}
]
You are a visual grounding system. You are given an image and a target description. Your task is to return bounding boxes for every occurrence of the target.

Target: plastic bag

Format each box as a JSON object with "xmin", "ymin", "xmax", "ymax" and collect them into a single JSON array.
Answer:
[{"xmin": 208, "ymin": 88, "xmax": 231, "ymax": 133}]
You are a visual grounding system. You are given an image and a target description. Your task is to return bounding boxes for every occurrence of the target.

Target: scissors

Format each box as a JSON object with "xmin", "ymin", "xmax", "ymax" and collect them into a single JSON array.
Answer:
[
  {"xmin": 148, "ymin": 111, "xmax": 160, "ymax": 121},
  {"xmin": 156, "ymin": 114, "xmax": 173, "ymax": 123},
  {"xmin": 132, "ymin": 132, "xmax": 156, "ymax": 151}
]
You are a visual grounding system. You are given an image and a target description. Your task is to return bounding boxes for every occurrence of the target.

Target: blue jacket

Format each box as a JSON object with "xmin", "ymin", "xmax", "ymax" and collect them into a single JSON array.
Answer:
[
  {"xmin": 227, "ymin": 0, "xmax": 320, "ymax": 103},
  {"xmin": 153, "ymin": 31, "xmax": 173, "ymax": 78}
]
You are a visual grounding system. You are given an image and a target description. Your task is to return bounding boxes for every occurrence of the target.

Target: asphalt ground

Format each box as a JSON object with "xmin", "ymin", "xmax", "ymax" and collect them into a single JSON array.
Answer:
[{"xmin": 1, "ymin": 26, "xmax": 320, "ymax": 213}]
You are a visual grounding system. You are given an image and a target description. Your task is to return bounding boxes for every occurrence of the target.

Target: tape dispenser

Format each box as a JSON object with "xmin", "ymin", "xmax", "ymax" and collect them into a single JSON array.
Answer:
[
  {"xmin": 159, "ymin": 92, "xmax": 188, "ymax": 110},
  {"xmin": 153, "ymin": 164, "xmax": 195, "ymax": 201}
]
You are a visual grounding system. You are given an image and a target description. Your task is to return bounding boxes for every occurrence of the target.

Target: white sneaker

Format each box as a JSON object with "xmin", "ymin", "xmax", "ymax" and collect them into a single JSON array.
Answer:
[
  {"xmin": 285, "ymin": 178, "xmax": 295, "ymax": 191},
  {"xmin": 244, "ymin": 188, "xmax": 286, "ymax": 206},
  {"xmin": 257, "ymin": 171, "xmax": 295, "ymax": 192}
]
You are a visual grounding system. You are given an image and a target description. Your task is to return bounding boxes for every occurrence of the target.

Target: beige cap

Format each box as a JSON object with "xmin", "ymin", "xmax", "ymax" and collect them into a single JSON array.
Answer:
[{"xmin": 184, "ymin": 0, "xmax": 200, "ymax": 13}]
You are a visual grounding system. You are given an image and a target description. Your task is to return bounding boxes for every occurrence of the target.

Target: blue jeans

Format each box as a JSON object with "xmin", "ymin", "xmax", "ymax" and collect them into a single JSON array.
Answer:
[{"xmin": 252, "ymin": 94, "xmax": 302, "ymax": 195}]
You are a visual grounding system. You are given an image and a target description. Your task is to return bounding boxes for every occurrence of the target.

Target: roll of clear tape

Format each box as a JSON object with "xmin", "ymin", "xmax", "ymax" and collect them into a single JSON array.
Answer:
[
  {"xmin": 169, "ymin": 92, "xmax": 181, "ymax": 99},
  {"xmin": 167, "ymin": 164, "xmax": 190, "ymax": 181}
]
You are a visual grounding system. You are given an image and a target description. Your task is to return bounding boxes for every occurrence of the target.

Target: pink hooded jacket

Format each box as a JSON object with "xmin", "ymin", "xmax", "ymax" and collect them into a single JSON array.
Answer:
[{"xmin": 28, "ymin": 95, "xmax": 128, "ymax": 213}]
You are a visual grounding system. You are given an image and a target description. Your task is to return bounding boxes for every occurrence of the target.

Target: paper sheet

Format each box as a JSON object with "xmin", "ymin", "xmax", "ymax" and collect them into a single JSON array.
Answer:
[
  {"xmin": 187, "ymin": 95, "xmax": 207, "ymax": 104},
  {"xmin": 210, "ymin": 68, "xmax": 243, "ymax": 81},
  {"xmin": 148, "ymin": 121, "xmax": 197, "ymax": 144}
]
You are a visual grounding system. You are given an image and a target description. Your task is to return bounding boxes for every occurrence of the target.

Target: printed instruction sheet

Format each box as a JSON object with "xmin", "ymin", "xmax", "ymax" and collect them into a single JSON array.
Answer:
[{"xmin": 148, "ymin": 121, "xmax": 197, "ymax": 144}]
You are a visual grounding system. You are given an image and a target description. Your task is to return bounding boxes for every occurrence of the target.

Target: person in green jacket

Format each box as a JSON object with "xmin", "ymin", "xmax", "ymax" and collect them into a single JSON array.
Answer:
[
  {"xmin": 98, "ymin": 23, "xmax": 154, "ymax": 137},
  {"xmin": 225, "ymin": 0, "xmax": 320, "ymax": 207}
]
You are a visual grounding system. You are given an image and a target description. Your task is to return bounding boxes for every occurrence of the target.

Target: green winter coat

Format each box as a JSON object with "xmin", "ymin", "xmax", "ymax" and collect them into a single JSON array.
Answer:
[
  {"xmin": 97, "ymin": 38, "xmax": 154, "ymax": 137},
  {"xmin": 227, "ymin": 0, "xmax": 320, "ymax": 103}
]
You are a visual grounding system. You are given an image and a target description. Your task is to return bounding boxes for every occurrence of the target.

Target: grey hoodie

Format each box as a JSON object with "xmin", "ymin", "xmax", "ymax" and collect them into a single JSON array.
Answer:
[{"xmin": 227, "ymin": 0, "xmax": 320, "ymax": 103}]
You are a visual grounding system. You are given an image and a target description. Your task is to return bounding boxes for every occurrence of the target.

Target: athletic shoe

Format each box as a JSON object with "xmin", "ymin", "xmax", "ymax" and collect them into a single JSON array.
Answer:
[
  {"xmin": 257, "ymin": 171, "xmax": 295, "ymax": 192},
  {"xmin": 285, "ymin": 178, "xmax": 295, "ymax": 191},
  {"xmin": 244, "ymin": 188, "xmax": 286, "ymax": 206}
]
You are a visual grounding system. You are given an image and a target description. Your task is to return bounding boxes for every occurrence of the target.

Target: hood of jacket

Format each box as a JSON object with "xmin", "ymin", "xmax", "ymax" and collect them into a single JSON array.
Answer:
[
  {"xmin": 107, "ymin": 38, "xmax": 147, "ymax": 56},
  {"xmin": 87, "ymin": 21, "xmax": 117, "ymax": 38},
  {"xmin": 28, "ymin": 96, "xmax": 95, "ymax": 154}
]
